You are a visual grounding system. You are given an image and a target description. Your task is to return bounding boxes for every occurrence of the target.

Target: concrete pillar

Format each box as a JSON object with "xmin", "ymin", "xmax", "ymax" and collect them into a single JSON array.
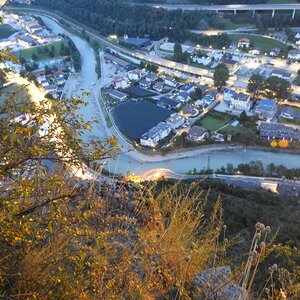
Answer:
[
  {"xmin": 234, "ymin": 9, "xmax": 236, "ymax": 15},
  {"xmin": 272, "ymin": 9, "xmax": 275, "ymax": 18},
  {"xmin": 252, "ymin": 9, "xmax": 255, "ymax": 18},
  {"xmin": 292, "ymin": 9, "xmax": 296, "ymax": 20}
]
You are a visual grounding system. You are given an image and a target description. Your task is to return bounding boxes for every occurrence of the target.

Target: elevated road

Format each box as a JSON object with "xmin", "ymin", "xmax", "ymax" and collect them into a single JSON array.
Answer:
[
  {"xmin": 151, "ymin": 4, "xmax": 300, "ymax": 11},
  {"xmin": 151, "ymin": 3, "xmax": 300, "ymax": 18}
]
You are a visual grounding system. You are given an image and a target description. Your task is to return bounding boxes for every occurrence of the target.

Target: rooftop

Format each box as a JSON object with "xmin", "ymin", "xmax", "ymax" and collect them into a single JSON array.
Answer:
[{"xmin": 188, "ymin": 126, "xmax": 207, "ymax": 137}]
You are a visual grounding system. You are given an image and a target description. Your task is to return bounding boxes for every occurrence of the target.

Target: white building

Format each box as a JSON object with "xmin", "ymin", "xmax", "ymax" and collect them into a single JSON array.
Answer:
[
  {"xmin": 237, "ymin": 38, "xmax": 250, "ymax": 48},
  {"xmin": 164, "ymin": 77, "xmax": 177, "ymax": 87},
  {"xmin": 224, "ymin": 89, "xmax": 237, "ymax": 103},
  {"xmin": 128, "ymin": 69, "xmax": 142, "ymax": 81},
  {"xmin": 165, "ymin": 113, "xmax": 185, "ymax": 130},
  {"xmin": 230, "ymin": 92, "xmax": 252, "ymax": 111},
  {"xmin": 288, "ymin": 49, "xmax": 300, "ymax": 60},
  {"xmin": 140, "ymin": 122, "xmax": 171, "ymax": 147},
  {"xmin": 112, "ymin": 76, "xmax": 129, "ymax": 89}
]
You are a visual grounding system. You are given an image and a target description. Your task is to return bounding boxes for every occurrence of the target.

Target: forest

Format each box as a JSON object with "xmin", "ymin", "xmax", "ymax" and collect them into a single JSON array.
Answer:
[{"xmin": 33, "ymin": 0, "xmax": 231, "ymax": 47}]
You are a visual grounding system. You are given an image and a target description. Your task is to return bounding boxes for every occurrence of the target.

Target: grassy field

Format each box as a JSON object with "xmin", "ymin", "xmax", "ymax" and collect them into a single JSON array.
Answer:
[
  {"xmin": 0, "ymin": 24, "xmax": 17, "ymax": 40},
  {"xmin": 218, "ymin": 18, "xmax": 252, "ymax": 31},
  {"xmin": 228, "ymin": 34, "xmax": 288, "ymax": 54},
  {"xmin": 15, "ymin": 41, "xmax": 67, "ymax": 62},
  {"xmin": 196, "ymin": 110, "xmax": 233, "ymax": 131}
]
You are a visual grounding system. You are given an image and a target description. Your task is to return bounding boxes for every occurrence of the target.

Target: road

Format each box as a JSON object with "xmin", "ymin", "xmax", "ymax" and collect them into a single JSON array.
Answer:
[
  {"xmin": 135, "ymin": 168, "xmax": 297, "ymax": 193},
  {"xmin": 149, "ymin": 3, "xmax": 300, "ymax": 11}
]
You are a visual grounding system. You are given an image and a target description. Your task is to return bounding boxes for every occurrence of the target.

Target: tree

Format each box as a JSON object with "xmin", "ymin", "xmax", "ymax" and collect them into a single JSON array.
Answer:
[
  {"xmin": 173, "ymin": 42, "xmax": 184, "ymax": 62},
  {"xmin": 195, "ymin": 87, "xmax": 203, "ymax": 98},
  {"xmin": 0, "ymin": 69, "xmax": 7, "ymax": 87},
  {"xmin": 247, "ymin": 74, "xmax": 264, "ymax": 99},
  {"xmin": 264, "ymin": 76, "xmax": 292, "ymax": 100},
  {"xmin": 213, "ymin": 63, "xmax": 229, "ymax": 90}
]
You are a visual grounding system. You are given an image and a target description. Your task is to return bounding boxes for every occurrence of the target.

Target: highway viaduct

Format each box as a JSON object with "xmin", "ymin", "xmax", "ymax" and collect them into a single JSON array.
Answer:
[{"xmin": 151, "ymin": 3, "xmax": 300, "ymax": 19}]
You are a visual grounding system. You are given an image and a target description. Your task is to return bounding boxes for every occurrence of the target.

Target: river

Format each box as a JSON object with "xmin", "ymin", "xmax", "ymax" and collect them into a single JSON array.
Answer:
[{"xmin": 41, "ymin": 16, "xmax": 300, "ymax": 176}]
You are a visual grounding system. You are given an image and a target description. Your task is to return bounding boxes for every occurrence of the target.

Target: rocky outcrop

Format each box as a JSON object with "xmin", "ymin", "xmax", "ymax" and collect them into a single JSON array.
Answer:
[{"xmin": 193, "ymin": 266, "xmax": 249, "ymax": 300}]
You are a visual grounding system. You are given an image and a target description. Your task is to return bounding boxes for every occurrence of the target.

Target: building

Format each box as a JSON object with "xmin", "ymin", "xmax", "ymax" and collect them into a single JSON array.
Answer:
[
  {"xmin": 288, "ymin": 49, "xmax": 300, "ymax": 60},
  {"xmin": 187, "ymin": 126, "xmax": 208, "ymax": 142},
  {"xmin": 207, "ymin": 89, "xmax": 218, "ymax": 100},
  {"xmin": 279, "ymin": 106, "xmax": 300, "ymax": 120},
  {"xmin": 44, "ymin": 84, "xmax": 58, "ymax": 94},
  {"xmin": 237, "ymin": 38, "xmax": 250, "ymax": 48},
  {"xmin": 177, "ymin": 91, "xmax": 190, "ymax": 103},
  {"xmin": 255, "ymin": 99, "xmax": 277, "ymax": 120},
  {"xmin": 123, "ymin": 38, "xmax": 151, "ymax": 50},
  {"xmin": 157, "ymin": 97, "xmax": 181, "ymax": 109},
  {"xmin": 108, "ymin": 90, "xmax": 128, "ymax": 102},
  {"xmin": 139, "ymin": 79, "xmax": 151, "ymax": 89},
  {"xmin": 140, "ymin": 122, "xmax": 171, "ymax": 147},
  {"xmin": 259, "ymin": 123, "xmax": 300, "ymax": 142},
  {"xmin": 252, "ymin": 48, "xmax": 261, "ymax": 55},
  {"xmin": 112, "ymin": 76, "xmax": 129, "ymax": 89},
  {"xmin": 104, "ymin": 53, "xmax": 134, "ymax": 70},
  {"xmin": 179, "ymin": 82, "xmax": 195, "ymax": 93},
  {"xmin": 165, "ymin": 113, "xmax": 185, "ymax": 130},
  {"xmin": 164, "ymin": 77, "xmax": 177, "ymax": 87},
  {"xmin": 219, "ymin": 56, "xmax": 238, "ymax": 72},
  {"xmin": 153, "ymin": 82, "xmax": 164, "ymax": 92},
  {"xmin": 271, "ymin": 69, "xmax": 292, "ymax": 80},
  {"xmin": 182, "ymin": 104, "xmax": 198, "ymax": 117},
  {"xmin": 145, "ymin": 71, "xmax": 158, "ymax": 82},
  {"xmin": 230, "ymin": 92, "xmax": 253, "ymax": 111},
  {"xmin": 269, "ymin": 47, "xmax": 281, "ymax": 57},
  {"xmin": 224, "ymin": 89, "xmax": 237, "ymax": 102},
  {"xmin": 128, "ymin": 69, "xmax": 142, "ymax": 81}
]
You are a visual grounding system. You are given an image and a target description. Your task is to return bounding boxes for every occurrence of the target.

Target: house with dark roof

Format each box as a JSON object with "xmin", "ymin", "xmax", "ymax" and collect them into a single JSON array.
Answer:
[
  {"xmin": 259, "ymin": 123, "xmax": 300, "ymax": 142},
  {"xmin": 187, "ymin": 126, "xmax": 208, "ymax": 142},
  {"xmin": 104, "ymin": 53, "xmax": 134, "ymax": 70},
  {"xmin": 177, "ymin": 91, "xmax": 190, "ymax": 103},
  {"xmin": 279, "ymin": 106, "xmax": 300, "ymax": 120},
  {"xmin": 153, "ymin": 82, "xmax": 164, "ymax": 93},
  {"xmin": 179, "ymin": 82, "xmax": 195, "ymax": 93},
  {"xmin": 255, "ymin": 99, "xmax": 277, "ymax": 120},
  {"xmin": 157, "ymin": 97, "xmax": 181, "ymax": 109},
  {"xmin": 108, "ymin": 90, "xmax": 128, "ymax": 102},
  {"xmin": 139, "ymin": 79, "xmax": 151, "ymax": 89},
  {"xmin": 182, "ymin": 104, "xmax": 198, "ymax": 117},
  {"xmin": 123, "ymin": 38, "xmax": 151, "ymax": 50},
  {"xmin": 271, "ymin": 69, "xmax": 292, "ymax": 80}
]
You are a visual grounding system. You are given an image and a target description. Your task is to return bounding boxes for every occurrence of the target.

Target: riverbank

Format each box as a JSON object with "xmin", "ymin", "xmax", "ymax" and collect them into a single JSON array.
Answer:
[{"xmin": 29, "ymin": 13, "xmax": 300, "ymax": 175}]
